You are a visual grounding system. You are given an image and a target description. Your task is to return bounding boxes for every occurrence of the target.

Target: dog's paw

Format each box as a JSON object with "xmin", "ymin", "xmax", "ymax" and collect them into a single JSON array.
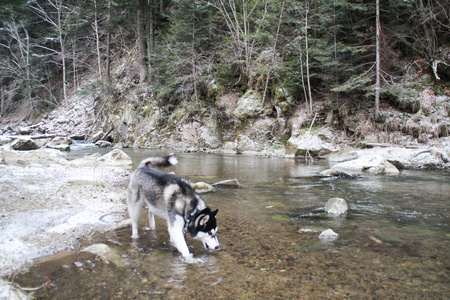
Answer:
[
  {"xmin": 181, "ymin": 254, "xmax": 206, "ymax": 264},
  {"xmin": 131, "ymin": 234, "xmax": 139, "ymax": 239},
  {"xmin": 181, "ymin": 254, "xmax": 195, "ymax": 263}
]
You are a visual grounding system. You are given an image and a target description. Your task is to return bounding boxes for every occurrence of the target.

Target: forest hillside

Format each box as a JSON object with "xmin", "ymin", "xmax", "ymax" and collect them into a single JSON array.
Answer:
[{"xmin": 0, "ymin": 0, "xmax": 449, "ymax": 156}]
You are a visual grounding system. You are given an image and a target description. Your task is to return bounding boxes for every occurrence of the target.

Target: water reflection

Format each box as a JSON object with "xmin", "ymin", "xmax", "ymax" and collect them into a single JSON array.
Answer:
[{"xmin": 15, "ymin": 151, "xmax": 450, "ymax": 299}]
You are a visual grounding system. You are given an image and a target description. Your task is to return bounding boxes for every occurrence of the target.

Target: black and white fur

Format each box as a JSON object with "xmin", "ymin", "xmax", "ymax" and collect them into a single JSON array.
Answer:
[{"xmin": 127, "ymin": 156, "xmax": 219, "ymax": 259}]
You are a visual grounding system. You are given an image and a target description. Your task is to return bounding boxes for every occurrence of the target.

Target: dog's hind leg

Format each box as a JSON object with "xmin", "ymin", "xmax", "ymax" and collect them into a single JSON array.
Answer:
[
  {"xmin": 127, "ymin": 186, "xmax": 143, "ymax": 239},
  {"xmin": 168, "ymin": 215, "xmax": 192, "ymax": 258}
]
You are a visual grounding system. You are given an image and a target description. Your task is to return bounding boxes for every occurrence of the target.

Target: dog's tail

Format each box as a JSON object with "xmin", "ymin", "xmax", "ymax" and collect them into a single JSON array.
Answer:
[{"xmin": 138, "ymin": 155, "xmax": 178, "ymax": 169}]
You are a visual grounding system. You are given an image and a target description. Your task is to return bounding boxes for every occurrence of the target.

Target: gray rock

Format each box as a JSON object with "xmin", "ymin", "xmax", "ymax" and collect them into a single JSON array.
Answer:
[
  {"xmin": 0, "ymin": 137, "xmax": 12, "ymax": 146},
  {"xmin": 45, "ymin": 137, "xmax": 72, "ymax": 151},
  {"xmin": 92, "ymin": 131, "xmax": 104, "ymax": 142},
  {"xmin": 0, "ymin": 148, "xmax": 68, "ymax": 166},
  {"xmin": 319, "ymin": 168, "xmax": 358, "ymax": 178},
  {"xmin": 287, "ymin": 131, "xmax": 335, "ymax": 157},
  {"xmin": 319, "ymin": 229, "xmax": 339, "ymax": 240},
  {"xmin": 329, "ymin": 148, "xmax": 359, "ymax": 162},
  {"xmin": 95, "ymin": 140, "xmax": 112, "ymax": 148},
  {"xmin": 97, "ymin": 149, "xmax": 132, "ymax": 167},
  {"xmin": 325, "ymin": 198, "xmax": 348, "ymax": 215},
  {"xmin": 11, "ymin": 138, "xmax": 39, "ymax": 151},
  {"xmin": 381, "ymin": 160, "xmax": 400, "ymax": 175},
  {"xmin": 16, "ymin": 126, "xmax": 32, "ymax": 135}
]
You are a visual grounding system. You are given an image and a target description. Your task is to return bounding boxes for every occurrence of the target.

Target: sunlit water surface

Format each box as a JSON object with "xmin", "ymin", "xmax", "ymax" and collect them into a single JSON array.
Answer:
[{"xmin": 17, "ymin": 149, "xmax": 449, "ymax": 299}]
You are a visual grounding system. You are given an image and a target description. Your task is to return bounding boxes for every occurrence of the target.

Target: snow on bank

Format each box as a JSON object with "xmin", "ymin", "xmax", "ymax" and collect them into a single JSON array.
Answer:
[{"xmin": 0, "ymin": 151, "xmax": 131, "ymax": 278}]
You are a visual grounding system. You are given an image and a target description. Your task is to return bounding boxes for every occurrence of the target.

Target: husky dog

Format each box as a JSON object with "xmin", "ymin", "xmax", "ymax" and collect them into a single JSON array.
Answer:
[{"xmin": 127, "ymin": 156, "xmax": 220, "ymax": 259}]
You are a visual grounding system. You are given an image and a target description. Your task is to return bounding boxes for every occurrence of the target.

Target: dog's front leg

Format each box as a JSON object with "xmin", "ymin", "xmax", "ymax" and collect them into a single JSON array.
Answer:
[
  {"xmin": 168, "ymin": 215, "xmax": 192, "ymax": 259},
  {"xmin": 148, "ymin": 211, "xmax": 156, "ymax": 230}
]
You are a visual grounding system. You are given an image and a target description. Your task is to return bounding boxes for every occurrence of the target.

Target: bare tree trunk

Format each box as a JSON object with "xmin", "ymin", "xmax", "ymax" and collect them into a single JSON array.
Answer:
[
  {"xmin": 72, "ymin": 43, "xmax": 77, "ymax": 88},
  {"xmin": 191, "ymin": 22, "xmax": 199, "ymax": 104},
  {"xmin": 262, "ymin": 0, "xmax": 285, "ymax": 105},
  {"xmin": 416, "ymin": 0, "xmax": 440, "ymax": 80},
  {"xmin": 29, "ymin": 0, "xmax": 77, "ymax": 106},
  {"xmin": 55, "ymin": 0, "xmax": 67, "ymax": 104},
  {"xmin": 305, "ymin": 5, "xmax": 313, "ymax": 114},
  {"xmin": 147, "ymin": 0, "xmax": 155, "ymax": 78},
  {"xmin": 93, "ymin": 0, "xmax": 103, "ymax": 84},
  {"xmin": 105, "ymin": 2, "xmax": 111, "ymax": 84},
  {"xmin": 137, "ymin": 0, "xmax": 147, "ymax": 83},
  {"xmin": 375, "ymin": 0, "xmax": 380, "ymax": 120}
]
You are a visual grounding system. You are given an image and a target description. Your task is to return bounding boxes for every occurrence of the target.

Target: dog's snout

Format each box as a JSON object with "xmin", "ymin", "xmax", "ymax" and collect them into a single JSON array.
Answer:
[{"xmin": 214, "ymin": 245, "xmax": 220, "ymax": 250}]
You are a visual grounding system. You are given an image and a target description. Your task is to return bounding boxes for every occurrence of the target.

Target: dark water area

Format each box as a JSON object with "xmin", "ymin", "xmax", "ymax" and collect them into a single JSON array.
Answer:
[{"xmin": 16, "ymin": 150, "xmax": 450, "ymax": 299}]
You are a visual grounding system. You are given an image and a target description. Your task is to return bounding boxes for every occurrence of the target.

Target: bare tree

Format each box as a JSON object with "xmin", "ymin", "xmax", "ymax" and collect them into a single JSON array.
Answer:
[
  {"xmin": 205, "ymin": 0, "xmax": 267, "ymax": 80},
  {"xmin": 30, "ymin": 0, "xmax": 78, "ymax": 105},
  {"xmin": 262, "ymin": 0, "xmax": 285, "ymax": 104},
  {"xmin": 375, "ymin": 0, "xmax": 380, "ymax": 120},
  {"xmin": 93, "ymin": 0, "xmax": 103, "ymax": 83}
]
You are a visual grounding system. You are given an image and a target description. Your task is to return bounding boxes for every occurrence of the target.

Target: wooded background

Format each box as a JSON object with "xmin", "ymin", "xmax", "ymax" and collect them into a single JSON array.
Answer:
[{"xmin": 0, "ymin": 0, "xmax": 448, "ymax": 119}]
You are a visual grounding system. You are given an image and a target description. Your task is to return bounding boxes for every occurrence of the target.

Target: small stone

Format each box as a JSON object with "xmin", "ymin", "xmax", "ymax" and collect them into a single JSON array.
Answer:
[{"xmin": 74, "ymin": 261, "xmax": 83, "ymax": 267}]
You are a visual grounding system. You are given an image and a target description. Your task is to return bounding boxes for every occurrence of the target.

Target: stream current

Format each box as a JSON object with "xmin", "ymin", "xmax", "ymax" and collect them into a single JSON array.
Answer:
[{"xmin": 16, "ymin": 150, "xmax": 449, "ymax": 299}]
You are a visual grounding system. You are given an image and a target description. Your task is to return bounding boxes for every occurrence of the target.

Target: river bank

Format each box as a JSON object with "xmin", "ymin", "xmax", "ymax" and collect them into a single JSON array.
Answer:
[{"xmin": 0, "ymin": 149, "xmax": 133, "ymax": 281}]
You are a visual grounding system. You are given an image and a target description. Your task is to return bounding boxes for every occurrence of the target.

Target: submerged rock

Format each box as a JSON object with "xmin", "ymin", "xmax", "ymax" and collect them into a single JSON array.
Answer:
[
  {"xmin": 325, "ymin": 198, "xmax": 348, "ymax": 215},
  {"xmin": 319, "ymin": 229, "xmax": 339, "ymax": 240},
  {"xmin": 82, "ymin": 244, "xmax": 125, "ymax": 267}
]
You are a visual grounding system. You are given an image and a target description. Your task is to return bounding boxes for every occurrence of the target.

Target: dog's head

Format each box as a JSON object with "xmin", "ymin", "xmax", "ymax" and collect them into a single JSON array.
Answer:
[{"xmin": 189, "ymin": 207, "xmax": 220, "ymax": 251}]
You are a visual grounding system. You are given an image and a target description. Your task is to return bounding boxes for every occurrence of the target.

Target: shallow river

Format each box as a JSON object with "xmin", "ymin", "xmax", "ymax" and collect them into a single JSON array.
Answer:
[{"xmin": 17, "ymin": 150, "xmax": 449, "ymax": 299}]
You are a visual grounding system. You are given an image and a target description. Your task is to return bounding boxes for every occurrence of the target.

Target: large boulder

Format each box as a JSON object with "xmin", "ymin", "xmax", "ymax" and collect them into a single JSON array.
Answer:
[
  {"xmin": 320, "ymin": 155, "xmax": 400, "ymax": 177},
  {"xmin": 11, "ymin": 138, "xmax": 39, "ymax": 151},
  {"xmin": 287, "ymin": 129, "xmax": 336, "ymax": 157}
]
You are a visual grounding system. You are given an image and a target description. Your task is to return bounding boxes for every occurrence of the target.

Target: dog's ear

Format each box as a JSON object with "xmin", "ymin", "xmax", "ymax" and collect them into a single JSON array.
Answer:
[
  {"xmin": 212, "ymin": 209, "xmax": 218, "ymax": 217},
  {"xmin": 199, "ymin": 214, "xmax": 210, "ymax": 226}
]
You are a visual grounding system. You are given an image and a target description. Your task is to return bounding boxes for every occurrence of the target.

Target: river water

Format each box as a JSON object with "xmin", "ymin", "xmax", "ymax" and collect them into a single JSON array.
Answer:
[{"xmin": 16, "ymin": 150, "xmax": 449, "ymax": 299}]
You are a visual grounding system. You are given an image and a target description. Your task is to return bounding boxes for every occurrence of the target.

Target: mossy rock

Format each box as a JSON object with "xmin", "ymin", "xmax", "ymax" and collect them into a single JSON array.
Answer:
[{"xmin": 234, "ymin": 90, "xmax": 263, "ymax": 120}]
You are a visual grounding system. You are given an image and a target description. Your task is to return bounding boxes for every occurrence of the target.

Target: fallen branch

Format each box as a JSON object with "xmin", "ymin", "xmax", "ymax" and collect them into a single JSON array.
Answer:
[
  {"xmin": 94, "ymin": 126, "xmax": 114, "ymax": 143},
  {"xmin": 4, "ymin": 134, "xmax": 59, "ymax": 140},
  {"xmin": 212, "ymin": 179, "xmax": 240, "ymax": 188}
]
